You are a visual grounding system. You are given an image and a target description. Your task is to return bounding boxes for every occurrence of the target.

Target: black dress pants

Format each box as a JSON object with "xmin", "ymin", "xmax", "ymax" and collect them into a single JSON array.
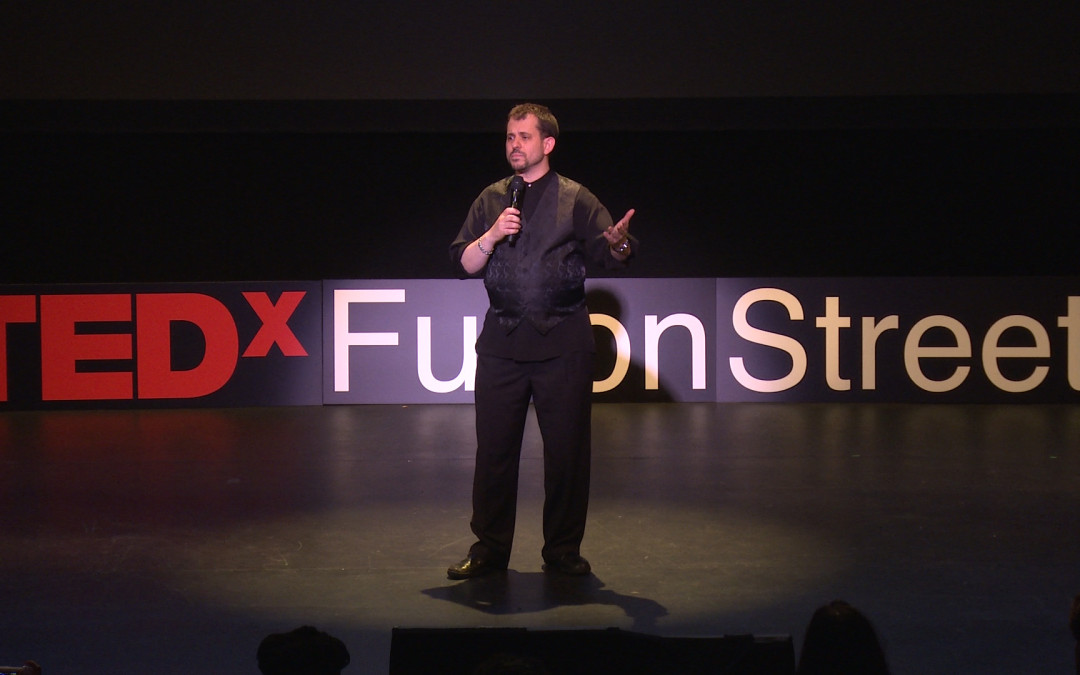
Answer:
[{"xmin": 469, "ymin": 350, "xmax": 594, "ymax": 564}]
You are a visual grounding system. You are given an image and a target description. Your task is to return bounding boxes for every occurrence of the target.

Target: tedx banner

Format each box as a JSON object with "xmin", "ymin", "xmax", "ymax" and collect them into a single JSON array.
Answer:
[
  {"xmin": 324, "ymin": 278, "xmax": 718, "ymax": 404},
  {"xmin": 714, "ymin": 277, "xmax": 1080, "ymax": 402},
  {"xmin": 2, "ymin": 277, "xmax": 1080, "ymax": 409},
  {"xmin": 0, "ymin": 282, "xmax": 323, "ymax": 409}
]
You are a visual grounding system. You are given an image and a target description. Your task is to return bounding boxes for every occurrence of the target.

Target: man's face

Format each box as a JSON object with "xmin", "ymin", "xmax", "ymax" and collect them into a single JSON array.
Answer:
[{"xmin": 505, "ymin": 114, "xmax": 555, "ymax": 176}]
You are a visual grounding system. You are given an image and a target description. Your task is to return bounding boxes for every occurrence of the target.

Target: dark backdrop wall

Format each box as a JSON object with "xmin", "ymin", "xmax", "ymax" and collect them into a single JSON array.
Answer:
[
  {"xmin": 2, "ymin": 98, "xmax": 1079, "ymax": 284},
  {"xmin": 2, "ymin": 3, "xmax": 1077, "ymax": 99},
  {"xmin": 2, "ymin": 4, "xmax": 1078, "ymax": 284}
]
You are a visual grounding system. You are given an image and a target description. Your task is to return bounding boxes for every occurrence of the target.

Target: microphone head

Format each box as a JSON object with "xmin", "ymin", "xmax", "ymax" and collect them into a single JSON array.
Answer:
[{"xmin": 509, "ymin": 175, "xmax": 525, "ymax": 193}]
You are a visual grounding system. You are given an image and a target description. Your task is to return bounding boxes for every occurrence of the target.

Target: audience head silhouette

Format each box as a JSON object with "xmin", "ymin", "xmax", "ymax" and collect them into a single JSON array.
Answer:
[
  {"xmin": 257, "ymin": 625, "xmax": 350, "ymax": 675},
  {"xmin": 796, "ymin": 600, "xmax": 890, "ymax": 675}
]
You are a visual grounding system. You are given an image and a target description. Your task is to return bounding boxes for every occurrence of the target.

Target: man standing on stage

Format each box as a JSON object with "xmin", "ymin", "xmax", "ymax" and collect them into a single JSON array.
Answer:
[{"xmin": 447, "ymin": 103, "xmax": 636, "ymax": 579}]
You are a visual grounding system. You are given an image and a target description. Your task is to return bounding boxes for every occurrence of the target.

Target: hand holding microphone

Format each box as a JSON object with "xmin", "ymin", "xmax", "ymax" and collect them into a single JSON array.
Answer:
[{"xmin": 505, "ymin": 176, "xmax": 525, "ymax": 247}]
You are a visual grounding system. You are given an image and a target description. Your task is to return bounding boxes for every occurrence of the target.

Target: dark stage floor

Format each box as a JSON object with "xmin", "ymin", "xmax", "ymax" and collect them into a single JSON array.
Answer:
[{"xmin": 1, "ymin": 403, "xmax": 1078, "ymax": 674}]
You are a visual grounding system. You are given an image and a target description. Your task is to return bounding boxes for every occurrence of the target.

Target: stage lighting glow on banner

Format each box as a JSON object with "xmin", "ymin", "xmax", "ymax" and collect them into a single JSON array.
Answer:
[{"xmin": 1, "ymin": 277, "xmax": 1079, "ymax": 408}]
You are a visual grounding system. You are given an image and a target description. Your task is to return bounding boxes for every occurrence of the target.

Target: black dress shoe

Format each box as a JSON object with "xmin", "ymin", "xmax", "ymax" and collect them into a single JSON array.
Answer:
[
  {"xmin": 447, "ymin": 555, "xmax": 507, "ymax": 580},
  {"xmin": 542, "ymin": 552, "xmax": 592, "ymax": 576}
]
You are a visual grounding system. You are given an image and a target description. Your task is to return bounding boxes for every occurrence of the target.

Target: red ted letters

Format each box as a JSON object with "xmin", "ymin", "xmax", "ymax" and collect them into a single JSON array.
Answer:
[{"xmin": 0, "ymin": 291, "xmax": 307, "ymax": 401}]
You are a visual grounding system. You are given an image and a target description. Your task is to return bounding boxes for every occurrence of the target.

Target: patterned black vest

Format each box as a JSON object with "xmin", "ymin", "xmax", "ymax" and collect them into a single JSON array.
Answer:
[{"xmin": 484, "ymin": 175, "xmax": 587, "ymax": 334}]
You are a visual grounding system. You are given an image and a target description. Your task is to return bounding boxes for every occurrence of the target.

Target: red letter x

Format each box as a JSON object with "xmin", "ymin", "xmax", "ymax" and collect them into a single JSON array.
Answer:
[{"xmin": 242, "ymin": 291, "xmax": 308, "ymax": 357}]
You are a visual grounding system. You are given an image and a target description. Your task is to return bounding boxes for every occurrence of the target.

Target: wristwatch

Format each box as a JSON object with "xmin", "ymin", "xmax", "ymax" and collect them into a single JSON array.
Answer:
[{"xmin": 611, "ymin": 238, "xmax": 631, "ymax": 255}]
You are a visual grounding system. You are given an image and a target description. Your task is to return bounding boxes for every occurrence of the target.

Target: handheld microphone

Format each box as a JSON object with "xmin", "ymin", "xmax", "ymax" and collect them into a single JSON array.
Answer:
[{"xmin": 506, "ymin": 176, "xmax": 525, "ymax": 247}]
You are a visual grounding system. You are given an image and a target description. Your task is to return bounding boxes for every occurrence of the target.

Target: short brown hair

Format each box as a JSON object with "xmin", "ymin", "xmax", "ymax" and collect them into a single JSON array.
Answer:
[{"xmin": 508, "ymin": 103, "xmax": 559, "ymax": 139}]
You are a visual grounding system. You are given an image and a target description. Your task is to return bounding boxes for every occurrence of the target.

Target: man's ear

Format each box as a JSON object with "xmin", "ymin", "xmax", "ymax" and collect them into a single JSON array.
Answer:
[{"xmin": 543, "ymin": 135, "xmax": 556, "ymax": 155}]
